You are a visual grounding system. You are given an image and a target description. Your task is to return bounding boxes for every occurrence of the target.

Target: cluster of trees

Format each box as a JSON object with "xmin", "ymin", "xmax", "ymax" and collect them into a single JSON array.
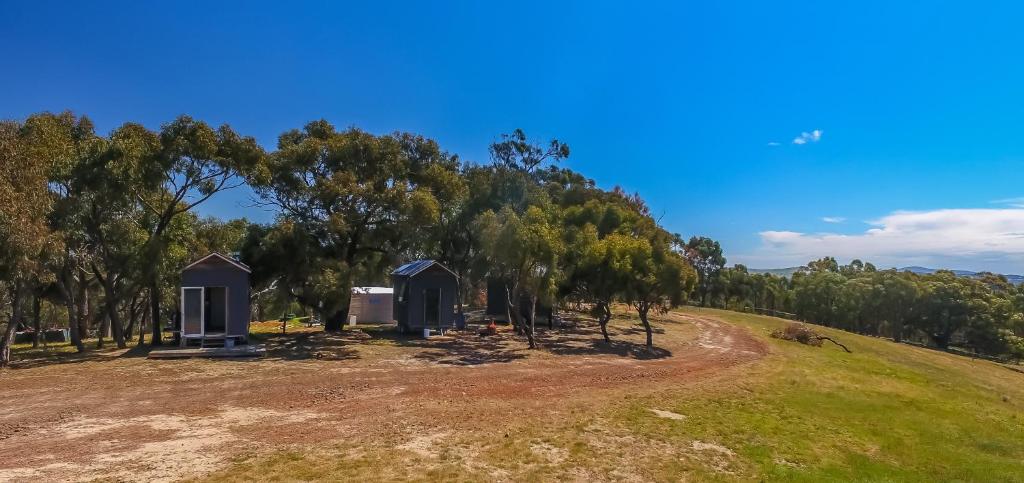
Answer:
[
  {"xmin": 6, "ymin": 111, "xmax": 1022, "ymax": 366},
  {"xmin": 702, "ymin": 255, "xmax": 1024, "ymax": 360},
  {"xmin": 239, "ymin": 126, "xmax": 697, "ymax": 349},
  {"xmin": 0, "ymin": 112, "xmax": 266, "ymax": 365},
  {"xmin": 0, "ymin": 112, "xmax": 698, "ymax": 366}
]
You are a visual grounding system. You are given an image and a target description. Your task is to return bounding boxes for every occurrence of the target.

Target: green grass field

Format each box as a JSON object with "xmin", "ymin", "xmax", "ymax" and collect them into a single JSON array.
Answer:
[
  {"xmin": 619, "ymin": 308, "xmax": 1024, "ymax": 481},
  {"xmin": 192, "ymin": 308, "xmax": 1024, "ymax": 482}
]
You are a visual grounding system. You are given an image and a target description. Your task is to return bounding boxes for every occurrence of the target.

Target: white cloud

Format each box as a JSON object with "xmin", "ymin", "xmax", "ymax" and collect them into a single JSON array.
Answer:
[
  {"xmin": 767, "ymin": 141, "xmax": 781, "ymax": 146},
  {"xmin": 992, "ymin": 197, "xmax": 1024, "ymax": 208},
  {"xmin": 740, "ymin": 208, "xmax": 1024, "ymax": 272},
  {"xmin": 792, "ymin": 129, "xmax": 822, "ymax": 145},
  {"xmin": 821, "ymin": 216, "xmax": 846, "ymax": 223}
]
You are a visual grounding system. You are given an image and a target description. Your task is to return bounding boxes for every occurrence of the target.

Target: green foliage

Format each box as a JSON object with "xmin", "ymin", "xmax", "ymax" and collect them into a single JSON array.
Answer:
[
  {"xmin": 0, "ymin": 113, "xmax": 708, "ymax": 358},
  {"xmin": 684, "ymin": 236, "xmax": 726, "ymax": 306},
  {"xmin": 249, "ymin": 121, "xmax": 459, "ymax": 330},
  {"xmin": 711, "ymin": 258, "xmax": 1024, "ymax": 360}
]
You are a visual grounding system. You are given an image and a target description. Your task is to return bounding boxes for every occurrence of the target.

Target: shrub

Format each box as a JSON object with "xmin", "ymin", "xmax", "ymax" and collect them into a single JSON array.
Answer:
[{"xmin": 771, "ymin": 323, "xmax": 823, "ymax": 347}]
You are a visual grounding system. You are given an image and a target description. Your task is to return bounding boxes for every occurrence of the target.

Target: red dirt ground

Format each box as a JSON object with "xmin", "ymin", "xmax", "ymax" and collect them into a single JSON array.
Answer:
[{"xmin": 0, "ymin": 311, "xmax": 767, "ymax": 482}]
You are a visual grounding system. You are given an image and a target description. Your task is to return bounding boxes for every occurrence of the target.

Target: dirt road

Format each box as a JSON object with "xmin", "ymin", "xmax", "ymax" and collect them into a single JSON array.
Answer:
[{"xmin": 0, "ymin": 312, "xmax": 766, "ymax": 482}]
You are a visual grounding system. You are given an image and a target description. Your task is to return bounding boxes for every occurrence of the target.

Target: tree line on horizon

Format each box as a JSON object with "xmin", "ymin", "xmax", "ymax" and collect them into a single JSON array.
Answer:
[
  {"xmin": 701, "ymin": 255, "xmax": 1024, "ymax": 360},
  {"xmin": 3, "ymin": 111, "xmax": 1022, "ymax": 367}
]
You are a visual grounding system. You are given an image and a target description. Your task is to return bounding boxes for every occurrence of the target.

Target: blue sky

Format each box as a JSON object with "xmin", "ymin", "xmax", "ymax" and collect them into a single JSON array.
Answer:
[{"xmin": 4, "ymin": 1, "xmax": 1024, "ymax": 272}]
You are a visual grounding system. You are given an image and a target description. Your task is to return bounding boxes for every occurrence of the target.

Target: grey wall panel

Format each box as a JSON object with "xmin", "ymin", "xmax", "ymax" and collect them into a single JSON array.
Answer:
[{"xmin": 181, "ymin": 256, "xmax": 251, "ymax": 338}]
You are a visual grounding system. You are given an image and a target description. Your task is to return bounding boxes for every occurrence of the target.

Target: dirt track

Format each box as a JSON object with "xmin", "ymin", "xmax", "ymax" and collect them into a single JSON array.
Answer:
[{"xmin": 0, "ymin": 312, "xmax": 767, "ymax": 482}]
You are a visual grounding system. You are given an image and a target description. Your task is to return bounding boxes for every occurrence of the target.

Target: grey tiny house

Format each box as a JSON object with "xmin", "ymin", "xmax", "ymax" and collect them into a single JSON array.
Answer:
[
  {"xmin": 392, "ymin": 260, "xmax": 458, "ymax": 332},
  {"xmin": 180, "ymin": 253, "xmax": 252, "ymax": 346}
]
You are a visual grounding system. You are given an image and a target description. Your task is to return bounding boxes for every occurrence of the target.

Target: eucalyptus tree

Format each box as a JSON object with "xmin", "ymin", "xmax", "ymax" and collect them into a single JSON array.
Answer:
[
  {"xmin": 620, "ymin": 228, "xmax": 696, "ymax": 348},
  {"xmin": 192, "ymin": 217, "xmax": 251, "ymax": 255},
  {"xmin": 475, "ymin": 205, "xmax": 564, "ymax": 348},
  {"xmin": 0, "ymin": 118, "xmax": 58, "ymax": 366},
  {"xmin": 877, "ymin": 271, "xmax": 919, "ymax": 342},
  {"xmin": 560, "ymin": 194, "xmax": 646, "ymax": 342},
  {"xmin": 66, "ymin": 128, "xmax": 156, "ymax": 348},
  {"xmin": 111, "ymin": 116, "xmax": 264, "ymax": 344},
  {"xmin": 574, "ymin": 231, "xmax": 645, "ymax": 343},
  {"xmin": 251, "ymin": 121, "xmax": 456, "ymax": 330},
  {"xmin": 684, "ymin": 236, "xmax": 726, "ymax": 306},
  {"xmin": 21, "ymin": 112, "xmax": 101, "ymax": 353},
  {"xmin": 915, "ymin": 271, "xmax": 975, "ymax": 349}
]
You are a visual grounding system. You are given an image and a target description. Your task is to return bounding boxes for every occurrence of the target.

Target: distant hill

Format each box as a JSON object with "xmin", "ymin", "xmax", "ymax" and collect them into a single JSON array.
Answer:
[
  {"xmin": 899, "ymin": 266, "xmax": 1024, "ymax": 285},
  {"xmin": 748, "ymin": 267, "xmax": 804, "ymax": 277},
  {"xmin": 748, "ymin": 265, "xmax": 1024, "ymax": 284}
]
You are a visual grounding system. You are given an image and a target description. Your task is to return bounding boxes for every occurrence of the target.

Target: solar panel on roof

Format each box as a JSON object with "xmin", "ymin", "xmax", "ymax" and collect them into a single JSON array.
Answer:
[{"xmin": 392, "ymin": 259, "xmax": 437, "ymax": 276}]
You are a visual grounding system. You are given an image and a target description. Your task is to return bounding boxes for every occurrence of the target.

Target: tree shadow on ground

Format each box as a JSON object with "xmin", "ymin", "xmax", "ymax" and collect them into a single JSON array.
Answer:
[
  {"xmin": 9, "ymin": 342, "xmax": 158, "ymax": 370},
  {"xmin": 538, "ymin": 323, "xmax": 672, "ymax": 360},
  {"xmin": 256, "ymin": 331, "xmax": 361, "ymax": 361},
  {"xmin": 365, "ymin": 328, "xmax": 528, "ymax": 366}
]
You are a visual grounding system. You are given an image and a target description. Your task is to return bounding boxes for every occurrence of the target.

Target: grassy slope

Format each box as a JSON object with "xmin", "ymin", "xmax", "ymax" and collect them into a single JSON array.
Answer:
[
  {"xmin": 198, "ymin": 308, "xmax": 1024, "ymax": 482},
  {"xmin": 629, "ymin": 307, "xmax": 1024, "ymax": 481}
]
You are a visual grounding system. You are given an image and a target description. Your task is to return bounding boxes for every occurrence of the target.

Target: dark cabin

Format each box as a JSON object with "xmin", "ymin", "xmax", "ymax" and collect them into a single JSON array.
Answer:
[
  {"xmin": 180, "ymin": 253, "xmax": 252, "ymax": 346},
  {"xmin": 392, "ymin": 260, "xmax": 458, "ymax": 332}
]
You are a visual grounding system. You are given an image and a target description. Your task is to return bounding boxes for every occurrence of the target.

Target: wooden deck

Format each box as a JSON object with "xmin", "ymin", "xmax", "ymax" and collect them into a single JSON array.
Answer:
[{"xmin": 147, "ymin": 344, "xmax": 266, "ymax": 359}]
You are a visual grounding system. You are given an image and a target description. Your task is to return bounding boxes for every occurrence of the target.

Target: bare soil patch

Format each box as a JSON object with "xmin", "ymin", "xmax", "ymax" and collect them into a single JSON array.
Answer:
[{"xmin": 0, "ymin": 311, "xmax": 765, "ymax": 482}]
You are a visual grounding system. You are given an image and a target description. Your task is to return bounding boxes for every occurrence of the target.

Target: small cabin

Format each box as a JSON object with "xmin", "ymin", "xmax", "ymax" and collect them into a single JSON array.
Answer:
[
  {"xmin": 349, "ymin": 287, "xmax": 394, "ymax": 323},
  {"xmin": 180, "ymin": 253, "xmax": 252, "ymax": 347},
  {"xmin": 392, "ymin": 260, "xmax": 458, "ymax": 332}
]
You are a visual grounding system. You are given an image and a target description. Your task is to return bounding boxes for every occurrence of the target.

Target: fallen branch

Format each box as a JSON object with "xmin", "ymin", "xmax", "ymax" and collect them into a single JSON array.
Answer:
[
  {"xmin": 816, "ymin": 336, "xmax": 851, "ymax": 353},
  {"xmin": 771, "ymin": 323, "xmax": 852, "ymax": 353}
]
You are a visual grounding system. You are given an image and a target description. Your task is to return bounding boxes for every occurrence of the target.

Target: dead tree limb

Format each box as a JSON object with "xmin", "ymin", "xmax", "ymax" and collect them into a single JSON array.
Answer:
[{"xmin": 816, "ymin": 336, "xmax": 851, "ymax": 353}]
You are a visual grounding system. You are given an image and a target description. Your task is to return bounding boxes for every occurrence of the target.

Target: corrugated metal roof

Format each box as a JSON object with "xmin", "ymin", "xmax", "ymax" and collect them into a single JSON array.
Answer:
[
  {"xmin": 352, "ymin": 286, "xmax": 393, "ymax": 295},
  {"xmin": 391, "ymin": 260, "xmax": 457, "ymax": 278}
]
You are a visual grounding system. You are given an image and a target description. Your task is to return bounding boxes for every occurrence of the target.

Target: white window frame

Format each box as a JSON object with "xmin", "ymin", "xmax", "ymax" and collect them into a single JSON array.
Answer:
[{"xmin": 181, "ymin": 286, "xmax": 231, "ymax": 337}]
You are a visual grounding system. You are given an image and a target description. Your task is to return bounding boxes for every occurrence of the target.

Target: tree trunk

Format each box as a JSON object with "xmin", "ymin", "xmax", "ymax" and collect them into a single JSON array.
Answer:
[
  {"xmin": 124, "ymin": 293, "xmax": 138, "ymax": 339},
  {"xmin": 526, "ymin": 295, "xmax": 537, "ymax": 349},
  {"xmin": 149, "ymin": 280, "xmax": 162, "ymax": 345},
  {"xmin": 97, "ymin": 274, "xmax": 127, "ymax": 349},
  {"xmin": 96, "ymin": 312, "xmax": 108, "ymax": 349},
  {"xmin": 597, "ymin": 301, "xmax": 612, "ymax": 343},
  {"xmin": 106, "ymin": 298, "xmax": 127, "ymax": 349},
  {"xmin": 31, "ymin": 294, "xmax": 42, "ymax": 348},
  {"xmin": 58, "ymin": 267, "xmax": 85, "ymax": 353},
  {"xmin": 138, "ymin": 294, "xmax": 149, "ymax": 346},
  {"xmin": 325, "ymin": 304, "xmax": 348, "ymax": 332},
  {"xmin": 505, "ymin": 282, "xmax": 524, "ymax": 335},
  {"xmin": 77, "ymin": 269, "xmax": 90, "ymax": 340},
  {"xmin": 638, "ymin": 305, "xmax": 654, "ymax": 348},
  {"xmin": 455, "ymin": 276, "xmax": 465, "ymax": 317},
  {"xmin": 325, "ymin": 305, "xmax": 347, "ymax": 332},
  {"xmin": 504, "ymin": 285, "xmax": 515, "ymax": 330},
  {"xmin": 0, "ymin": 283, "xmax": 26, "ymax": 367}
]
